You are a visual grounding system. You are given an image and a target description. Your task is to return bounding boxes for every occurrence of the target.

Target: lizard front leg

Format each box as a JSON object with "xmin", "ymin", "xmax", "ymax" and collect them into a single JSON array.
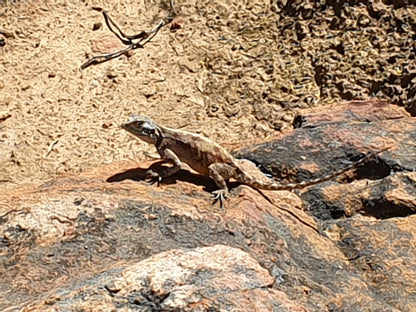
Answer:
[
  {"xmin": 208, "ymin": 163, "xmax": 236, "ymax": 208},
  {"xmin": 146, "ymin": 148, "xmax": 182, "ymax": 185}
]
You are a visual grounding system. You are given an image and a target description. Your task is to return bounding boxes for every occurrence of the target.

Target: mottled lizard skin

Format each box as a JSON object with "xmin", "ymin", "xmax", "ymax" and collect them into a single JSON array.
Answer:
[{"xmin": 121, "ymin": 115, "xmax": 380, "ymax": 206}]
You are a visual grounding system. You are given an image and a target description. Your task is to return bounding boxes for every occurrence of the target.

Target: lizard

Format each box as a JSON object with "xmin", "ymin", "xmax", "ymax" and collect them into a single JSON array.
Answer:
[{"xmin": 121, "ymin": 115, "xmax": 385, "ymax": 207}]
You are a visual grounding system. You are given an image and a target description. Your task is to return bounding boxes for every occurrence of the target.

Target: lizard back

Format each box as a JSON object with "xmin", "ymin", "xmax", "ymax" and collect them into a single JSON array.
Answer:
[{"xmin": 157, "ymin": 125, "xmax": 236, "ymax": 175}]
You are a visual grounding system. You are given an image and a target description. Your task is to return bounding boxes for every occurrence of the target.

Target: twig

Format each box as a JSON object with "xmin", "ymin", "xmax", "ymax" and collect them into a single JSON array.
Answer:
[
  {"xmin": 45, "ymin": 140, "xmax": 59, "ymax": 158},
  {"xmin": 81, "ymin": 5, "xmax": 176, "ymax": 70}
]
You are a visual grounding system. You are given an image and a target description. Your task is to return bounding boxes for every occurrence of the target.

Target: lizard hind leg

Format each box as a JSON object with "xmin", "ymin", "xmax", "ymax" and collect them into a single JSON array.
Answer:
[{"xmin": 208, "ymin": 163, "xmax": 236, "ymax": 208}]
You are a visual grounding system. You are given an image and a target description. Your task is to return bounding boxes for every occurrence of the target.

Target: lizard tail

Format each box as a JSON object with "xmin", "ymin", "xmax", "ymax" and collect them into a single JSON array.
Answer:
[{"xmin": 243, "ymin": 147, "xmax": 390, "ymax": 191}]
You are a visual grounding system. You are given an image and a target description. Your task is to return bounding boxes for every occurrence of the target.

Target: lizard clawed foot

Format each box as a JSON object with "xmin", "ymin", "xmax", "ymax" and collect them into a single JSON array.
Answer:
[
  {"xmin": 145, "ymin": 170, "xmax": 162, "ymax": 186},
  {"xmin": 211, "ymin": 189, "xmax": 229, "ymax": 209}
]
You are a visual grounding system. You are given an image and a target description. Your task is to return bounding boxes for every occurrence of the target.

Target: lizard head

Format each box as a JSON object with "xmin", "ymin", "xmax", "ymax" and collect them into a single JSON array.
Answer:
[{"xmin": 121, "ymin": 115, "xmax": 162, "ymax": 144}]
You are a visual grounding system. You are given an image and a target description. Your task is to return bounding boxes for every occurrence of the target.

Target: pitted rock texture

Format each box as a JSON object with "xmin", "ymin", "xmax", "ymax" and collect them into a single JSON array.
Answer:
[
  {"xmin": 235, "ymin": 100, "xmax": 416, "ymax": 220},
  {"xmin": 1, "ymin": 0, "xmax": 416, "ymax": 310},
  {"xmin": 24, "ymin": 245, "xmax": 307, "ymax": 312},
  {"xmin": 1, "ymin": 114, "xmax": 416, "ymax": 312},
  {"xmin": 1, "ymin": 1, "xmax": 416, "ymax": 190}
]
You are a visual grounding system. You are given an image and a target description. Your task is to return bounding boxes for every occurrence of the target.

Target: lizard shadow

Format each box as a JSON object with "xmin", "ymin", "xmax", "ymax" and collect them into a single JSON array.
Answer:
[{"xmin": 107, "ymin": 162, "xmax": 238, "ymax": 193}]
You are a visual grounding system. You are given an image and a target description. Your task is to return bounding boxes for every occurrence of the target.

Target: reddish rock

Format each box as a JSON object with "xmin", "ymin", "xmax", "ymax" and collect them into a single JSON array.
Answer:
[
  {"xmin": 24, "ymin": 245, "xmax": 306, "ymax": 311},
  {"xmin": 234, "ymin": 100, "xmax": 409, "ymax": 183},
  {"xmin": 1, "ymin": 100, "xmax": 416, "ymax": 311},
  {"xmin": 170, "ymin": 16, "xmax": 186, "ymax": 31},
  {"xmin": 90, "ymin": 33, "xmax": 126, "ymax": 54}
]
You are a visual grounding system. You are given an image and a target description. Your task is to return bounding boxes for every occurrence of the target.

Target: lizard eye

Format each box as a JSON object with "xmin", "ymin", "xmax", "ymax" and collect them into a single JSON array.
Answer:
[
  {"xmin": 136, "ymin": 121, "xmax": 144, "ymax": 129},
  {"xmin": 139, "ymin": 122, "xmax": 156, "ymax": 137}
]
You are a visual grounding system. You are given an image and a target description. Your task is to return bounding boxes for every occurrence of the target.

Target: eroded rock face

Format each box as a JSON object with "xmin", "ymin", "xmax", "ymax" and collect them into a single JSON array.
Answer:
[
  {"xmin": 0, "ymin": 171, "xmax": 313, "ymax": 311},
  {"xmin": 235, "ymin": 100, "xmax": 416, "ymax": 220},
  {"xmin": 24, "ymin": 245, "xmax": 307, "ymax": 311},
  {"xmin": 1, "ymin": 100, "xmax": 416, "ymax": 311}
]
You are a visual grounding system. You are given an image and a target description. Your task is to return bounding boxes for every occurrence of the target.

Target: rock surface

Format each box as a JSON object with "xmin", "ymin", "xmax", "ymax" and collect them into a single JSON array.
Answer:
[
  {"xmin": 1, "ymin": 100, "xmax": 416, "ymax": 311},
  {"xmin": 24, "ymin": 245, "xmax": 306, "ymax": 311},
  {"xmin": 2, "ymin": 0, "xmax": 416, "ymax": 310},
  {"xmin": 236, "ymin": 100, "xmax": 416, "ymax": 220},
  {"xmin": 1, "ymin": 0, "xmax": 416, "ymax": 189}
]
